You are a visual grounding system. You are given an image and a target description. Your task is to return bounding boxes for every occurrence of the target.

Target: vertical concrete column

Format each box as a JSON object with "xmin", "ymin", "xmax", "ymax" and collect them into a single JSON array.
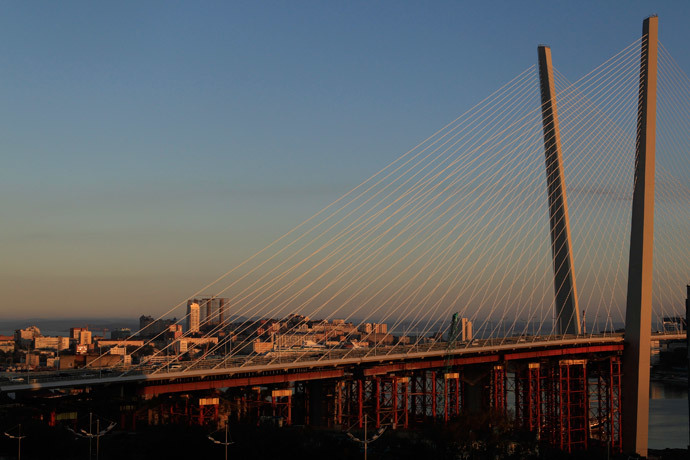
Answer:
[
  {"xmin": 538, "ymin": 46, "xmax": 581, "ymax": 335},
  {"xmin": 622, "ymin": 15, "xmax": 658, "ymax": 457}
]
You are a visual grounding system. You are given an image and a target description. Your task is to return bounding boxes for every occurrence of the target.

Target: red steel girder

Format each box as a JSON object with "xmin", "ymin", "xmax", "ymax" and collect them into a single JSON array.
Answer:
[
  {"xmin": 140, "ymin": 369, "xmax": 344, "ymax": 396},
  {"xmin": 504, "ymin": 344, "xmax": 622, "ymax": 361},
  {"xmin": 363, "ymin": 355, "xmax": 498, "ymax": 377},
  {"xmin": 141, "ymin": 344, "xmax": 621, "ymax": 396}
]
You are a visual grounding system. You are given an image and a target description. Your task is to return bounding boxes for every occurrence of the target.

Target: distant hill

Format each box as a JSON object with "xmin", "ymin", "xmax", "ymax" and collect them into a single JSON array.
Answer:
[{"xmin": 0, "ymin": 318, "xmax": 139, "ymax": 336}]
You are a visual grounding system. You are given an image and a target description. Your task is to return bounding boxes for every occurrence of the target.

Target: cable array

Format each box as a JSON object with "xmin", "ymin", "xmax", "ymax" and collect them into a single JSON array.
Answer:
[
  {"xmin": 93, "ymin": 36, "xmax": 688, "ymax": 376},
  {"xmin": 653, "ymin": 42, "xmax": 690, "ymax": 330}
]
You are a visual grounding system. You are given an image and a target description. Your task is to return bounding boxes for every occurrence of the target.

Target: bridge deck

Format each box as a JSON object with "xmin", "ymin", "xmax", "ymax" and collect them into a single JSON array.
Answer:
[{"xmin": 2, "ymin": 332, "xmax": 682, "ymax": 393}]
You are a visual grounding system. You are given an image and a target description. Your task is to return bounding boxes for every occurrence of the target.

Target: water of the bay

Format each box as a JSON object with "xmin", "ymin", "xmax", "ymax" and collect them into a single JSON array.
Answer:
[{"xmin": 649, "ymin": 380, "xmax": 689, "ymax": 449}]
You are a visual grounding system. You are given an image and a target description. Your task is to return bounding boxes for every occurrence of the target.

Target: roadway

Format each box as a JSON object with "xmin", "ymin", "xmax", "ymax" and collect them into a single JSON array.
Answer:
[{"xmin": 0, "ymin": 332, "xmax": 684, "ymax": 393}]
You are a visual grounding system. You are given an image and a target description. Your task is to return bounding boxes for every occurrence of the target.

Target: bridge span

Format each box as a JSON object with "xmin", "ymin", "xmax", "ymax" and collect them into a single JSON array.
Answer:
[
  {"xmin": 2, "ymin": 15, "xmax": 689, "ymax": 457},
  {"xmin": 3, "ymin": 333, "xmax": 683, "ymax": 395},
  {"xmin": 1, "ymin": 332, "xmax": 685, "ymax": 454}
]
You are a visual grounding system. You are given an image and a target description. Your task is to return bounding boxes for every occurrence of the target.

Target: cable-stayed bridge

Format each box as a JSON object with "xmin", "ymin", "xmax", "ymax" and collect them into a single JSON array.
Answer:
[{"xmin": 2, "ymin": 17, "xmax": 688, "ymax": 457}]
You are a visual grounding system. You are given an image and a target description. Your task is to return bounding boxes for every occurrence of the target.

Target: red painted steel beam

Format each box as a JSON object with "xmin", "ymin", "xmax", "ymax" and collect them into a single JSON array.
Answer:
[
  {"xmin": 140, "ymin": 369, "xmax": 344, "ymax": 396},
  {"xmin": 363, "ymin": 355, "xmax": 499, "ymax": 376},
  {"xmin": 140, "ymin": 344, "xmax": 621, "ymax": 395},
  {"xmin": 504, "ymin": 344, "xmax": 623, "ymax": 361}
]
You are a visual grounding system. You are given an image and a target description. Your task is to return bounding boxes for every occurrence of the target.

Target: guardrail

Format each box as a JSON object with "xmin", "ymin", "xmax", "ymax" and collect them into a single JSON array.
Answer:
[{"xmin": 1, "ymin": 331, "xmax": 683, "ymax": 392}]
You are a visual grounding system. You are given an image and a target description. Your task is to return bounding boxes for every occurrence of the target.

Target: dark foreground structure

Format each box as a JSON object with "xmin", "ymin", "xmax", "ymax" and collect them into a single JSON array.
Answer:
[
  {"xmin": 1, "ymin": 407, "xmax": 687, "ymax": 460},
  {"xmin": 1, "ymin": 342, "xmax": 629, "ymax": 459}
]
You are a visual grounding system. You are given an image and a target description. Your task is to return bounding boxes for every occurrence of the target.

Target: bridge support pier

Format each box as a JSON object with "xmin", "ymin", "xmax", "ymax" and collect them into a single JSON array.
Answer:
[
  {"xmin": 490, "ymin": 364, "xmax": 507, "ymax": 413},
  {"xmin": 515, "ymin": 363, "xmax": 541, "ymax": 434},
  {"xmin": 591, "ymin": 357, "xmax": 622, "ymax": 452},
  {"xmin": 336, "ymin": 376, "xmax": 412, "ymax": 429},
  {"xmin": 441, "ymin": 372, "xmax": 461, "ymax": 422},
  {"xmin": 270, "ymin": 389, "xmax": 292, "ymax": 425},
  {"xmin": 558, "ymin": 359, "xmax": 589, "ymax": 452},
  {"xmin": 509, "ymin": 356, "xmax": 622, "ymax": 454},
  {"xmin": 409, "ymin": 372, "xmax": 427, "ymax": 421},
  {"xmin": 196, "ymin": 401, "xmax": 219, "ymax": 426}
]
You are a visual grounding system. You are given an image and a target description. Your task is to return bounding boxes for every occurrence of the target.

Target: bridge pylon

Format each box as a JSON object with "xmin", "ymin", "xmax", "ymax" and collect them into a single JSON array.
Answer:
[
  {"xmin": 622, "ymin": 15, "xmax": 658, "ymax": 457},
  {"xmin": 537, "ymin": 45, "xmax": 581, "ymax": 335}
]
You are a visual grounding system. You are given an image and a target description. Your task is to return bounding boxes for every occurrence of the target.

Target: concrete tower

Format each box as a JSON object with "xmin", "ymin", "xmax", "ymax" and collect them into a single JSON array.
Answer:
[
  {"xmin": 537, "ymin": 45, "xmax": 581, "ymax": 335},
  {"xmin": 622, "ymin": 16, "xmax": 658, "ymax": 457}
]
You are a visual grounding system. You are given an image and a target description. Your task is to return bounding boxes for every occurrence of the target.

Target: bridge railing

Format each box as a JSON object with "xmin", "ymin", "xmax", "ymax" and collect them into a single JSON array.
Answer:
[{"xmin": 3, "ymin": 331, "xmax": 685, "ymax": 390}]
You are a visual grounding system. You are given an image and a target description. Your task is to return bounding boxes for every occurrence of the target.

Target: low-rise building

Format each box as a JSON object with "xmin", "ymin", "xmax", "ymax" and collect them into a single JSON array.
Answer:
[
  {"xmin": 108, "ymin": 346, "xmax": 127, "ymax": 356},
  {"xmin": 24, "ymin": 354, "xmax": 40, "ymax": 368},
  {"xmin": 363, "ymin": 333, "xmax": 394, "ymax": 346},
  {"xmin": 34, "ymin": 336, "xmax": 70, "ymax": 351},
  {"xmin": 359, "ymin": 323, "xmax": 388, "ymax": 334},
  {"xmin": 175, "ymin": 337, "xmax": 219, "ymax": 353},
  {"xmin": 252, "ymin": 340, "xmax": 273, "ymax": 354},
  {"xmin": 95, "ymin": 340, "xmax": 145, "ymax": 348},
  {"xmin": 58, "ymin": 354, "xmax": 123, "ymax": 369},
  {"xmin": 0, "ymin": 335, "xmax": 14, "ymax": 353},
  {"xmin": 15, "ymin": 326, "xmax": 41, "ymax": 346},
  {"xmin": 273, "ymin": 334, "xmax": 305, "ymax": 349}
]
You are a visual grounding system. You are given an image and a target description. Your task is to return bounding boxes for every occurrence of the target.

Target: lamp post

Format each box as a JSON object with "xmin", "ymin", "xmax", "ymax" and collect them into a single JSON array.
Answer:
[
  {"xmin": 346, "ymin": 415, "xmax": 387, "ymax": 460},
  {"xmin": 207, "ymin": 424, "xmax": 233, "ymax": 460},
  {"xmin": 66, "ymin": 414, "xmax": 116, "ymax": 460},
  {"xmin": 3, "ymin": 424, "xmax": 26, "ymax": 460}
]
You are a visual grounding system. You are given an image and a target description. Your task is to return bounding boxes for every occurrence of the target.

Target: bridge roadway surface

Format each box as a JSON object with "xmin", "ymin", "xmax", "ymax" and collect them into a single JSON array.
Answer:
[{"xmin": 1, "ymin": 332, "xmax": 685, "ymax": 395}]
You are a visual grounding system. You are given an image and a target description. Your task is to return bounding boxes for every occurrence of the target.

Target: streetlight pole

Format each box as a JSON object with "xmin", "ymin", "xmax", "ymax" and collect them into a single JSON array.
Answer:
[
  {"xmin": 65, "ymin": 414, "xmax": 115, "ymax": 459},
  {"xmin": 207, "ymin": 424, "xmax": 233, "ymax": 459},
  {"xmin": 345, "ymin": 414, "xmax": 386, "ymax": 460},
  {"xmin": 89, "ymin": 412, "xmax": 93, "ymax": 460},
  {"xmin": 96, "ymin": 419, "xmax": 100, "ymax": 460},
  {"xmin": 364, "ymin": 414, "xmax": 367, "ymax": 460},
  {"xmin": 3, "ymin": 424, "xmax": 27, "ymax": 460},
  {"xmin": 224, "ymin": 424, "xmax": 228, "ymax": 460}
]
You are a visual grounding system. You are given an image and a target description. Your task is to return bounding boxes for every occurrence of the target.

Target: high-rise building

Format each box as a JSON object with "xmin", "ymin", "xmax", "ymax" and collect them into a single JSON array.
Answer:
[
  {"xmin": 196, "ymin": 297, "xmax": 229, "ymax": 326},
  {"xmin": 138, "ymin": 316, "xmax": 178, "ymax": 338},
  {"xmin": 373, "ymin": 323, "xmax": 387, "ymax": 334},
  {"xmin": 187, "ymin": 300, "xmax": 200, "ymax": 333},
  {"xmin": 110, "ymin": 328, "xmax": 132, "ymax": 340},
  {"xmin": 80, "ymin": 330, "xmax": 92, "ymax": 345},
  {"xmin": 358, "ymin": 323, "xmax": 372, "ymax": 334},
  {"xmin": 139, "ymin": 316, "xmax": 155, "ymax": 331},
  {"xmin": 70, "ymin": 327, "xmax": 85, "ymax": 341},
  {"xmin": 461, "ymin": 317, "xmax": 473, "ymax": 341}
]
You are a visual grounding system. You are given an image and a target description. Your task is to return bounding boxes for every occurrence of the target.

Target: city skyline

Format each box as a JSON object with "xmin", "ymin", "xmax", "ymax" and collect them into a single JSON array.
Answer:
[{"xmin": 2, "ymin": 2, "xmax": 690, "ymax": 318}]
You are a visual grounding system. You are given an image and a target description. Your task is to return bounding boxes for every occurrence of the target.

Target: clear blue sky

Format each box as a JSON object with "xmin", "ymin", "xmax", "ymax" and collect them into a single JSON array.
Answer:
[{"xmin": 1, "ymin": 1, "xmax": 688, "ymax": 318}]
